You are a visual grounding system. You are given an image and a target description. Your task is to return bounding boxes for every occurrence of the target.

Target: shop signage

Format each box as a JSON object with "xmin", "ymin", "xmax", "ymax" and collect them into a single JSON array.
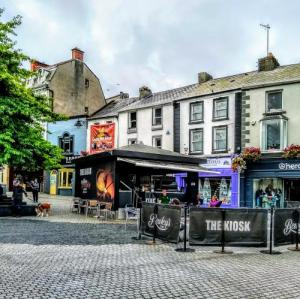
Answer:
[
  {"xmin": 278, "ymin": 163, "xmax": 300, "ymax": 170},
  {"xmin": 80, "ymin": 168, "xmax": 92, "ymax": 176},
  {"xmin": 90, "ymin": 123, "xmax": 115, "ymax": 153},
  {"xmin": 274, "ymin": 209, "xmax": 300, "ymax": 246},
  {"xmin": 62, "ymin": 155, "xmax": 80, "ymax": 165},
  {"xmin": 189, "ymin": 208, "xmax": 268, "ymax": 247},
  {"xmin": 201, "ymin": 157, "xmax": 231, "ymax": 168},
  {"xmin": 141, "ymin": 203, "xmax": 181, "ymax": 243}
]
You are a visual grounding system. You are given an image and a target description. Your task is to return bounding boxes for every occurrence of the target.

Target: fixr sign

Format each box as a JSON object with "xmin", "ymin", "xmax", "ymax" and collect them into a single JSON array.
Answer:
[{"xmin": 205, "ymin": 220, "xmax": 251, "ymax": 232}]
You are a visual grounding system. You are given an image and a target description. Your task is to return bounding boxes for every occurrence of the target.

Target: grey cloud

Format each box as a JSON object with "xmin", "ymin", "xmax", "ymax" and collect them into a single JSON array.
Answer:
[{"xmin": 2, "ymin": 0, "xmax": 300, "ymax": 97}]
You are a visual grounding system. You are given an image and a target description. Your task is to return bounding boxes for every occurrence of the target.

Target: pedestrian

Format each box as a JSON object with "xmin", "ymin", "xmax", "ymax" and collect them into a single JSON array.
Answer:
[
  {"xmin": 12, "ymin": 181, "xmax": 27, "ymax": 217},
  {"xmin": 209, "ymin": 195, "xmax": 222, "ymax": 208},
  {"xmin": 30, "ymin": 178, "xmax": 40, "ymax": 203},
  {"xmin": 159, "ymin": 189, "xmax": 170, "ymax": 205}
]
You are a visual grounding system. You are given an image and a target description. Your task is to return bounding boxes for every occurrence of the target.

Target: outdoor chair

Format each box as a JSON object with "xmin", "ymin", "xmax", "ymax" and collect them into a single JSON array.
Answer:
[
  {"xmin": 79, "ymin": 199, "xmax": 88, "ymax": 214},
  {"xmin": 97, "ymin": 202, "xmax": 115, "ymax": 221},
  {"xmin": 71, "ymin": 198, "xmax": 80, "ymax": 213},
  {"xmin": 124, "ymin": 205, "xmax": 140, "ymax": 231},
  {"xmin": 86, "ymin": 200, "xmax": 98, "ymax": 217}
]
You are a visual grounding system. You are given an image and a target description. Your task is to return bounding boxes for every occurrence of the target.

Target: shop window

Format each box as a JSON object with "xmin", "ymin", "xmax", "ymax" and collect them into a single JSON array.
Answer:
[
  {"xmin": 266, "ymin": 91, "xmax": 282, "ymax": 112},
  {"xmin": 128, "ymin": 111, "xmax": 137, "ymax": 132},
  {"xmin": 58, "ymin": 169, "xmax": 74, "ymax": 188},
  {"xmin": 213, "ymin": 97, "xmax": 228, "ymax": 120},
  {"xmin": 190, "ymin": 101, "xmax": 203, "ymax": 123},
  {"xmin": 253, "ymin": 178, "xmax": 283, "ymax": 208},
  {"xmin": 212, "ymin": 126, "xmax": 227, "ymax": 152},
  {"xmin": 152, "ymin": 135, "xmax": 162, "ymax": 149},
  {"xmin": 152, "ymin": 107, "xmax": 162, "ymax": 127},
  {"xmin": 58, "ymin": 132, "xmax": 74, "ymax": 154},
  {"xmin": 261, "ymin": 118, "xmax": 287, "ymax": 151},
  {"xmin": 190, "ymin": 129, "xmax": 203, "ymax": 153},
  {"xmin": 199, "ymin": 177, "xmax": 231, "ymax": 205}
]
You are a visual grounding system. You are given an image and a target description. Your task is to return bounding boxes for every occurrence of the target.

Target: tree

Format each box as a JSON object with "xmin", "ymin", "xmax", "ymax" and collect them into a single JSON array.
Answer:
[{"xmin": 0, "ymin": 9, "xmax": 65, "ymax": 171}]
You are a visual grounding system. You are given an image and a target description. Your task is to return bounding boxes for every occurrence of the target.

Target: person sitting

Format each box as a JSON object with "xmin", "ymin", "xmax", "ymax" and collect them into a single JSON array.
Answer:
[
  {"xmin": 159, "ymin": 189, "xmax": 170, "ymax": 205},
  {"xmin": 12, "ymin": 181, "xmax": 27, "ymax": 217},
  {"xmin": 209, "ymin": 195, "xmax": 222, "ymax": 208},
  {"xmin": 170, "ymin": 198, "xmax": 180, "ymax": 206}
]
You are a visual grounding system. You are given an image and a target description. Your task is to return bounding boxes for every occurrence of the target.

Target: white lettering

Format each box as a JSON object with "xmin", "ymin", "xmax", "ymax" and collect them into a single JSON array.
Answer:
[
  {"xmin": 283, "ymin": 219, "xmax": 300, "ymax": 236},
  {"xmin": 148, "ymin": 214, "xmax": 171, "ymax": 231},
  {"xmin": 205, "ymin": 220, "xmax": 251, "ymax": 232}
]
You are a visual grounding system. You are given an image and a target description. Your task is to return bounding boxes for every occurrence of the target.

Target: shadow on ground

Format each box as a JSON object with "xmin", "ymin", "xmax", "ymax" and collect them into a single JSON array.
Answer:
[{"xmin": 0, "ymin": 218, "xmax": 142, "ymax": 246}]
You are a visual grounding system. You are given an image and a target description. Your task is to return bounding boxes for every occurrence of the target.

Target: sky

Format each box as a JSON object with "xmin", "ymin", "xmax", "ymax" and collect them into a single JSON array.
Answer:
[{"xmin": 2, "ymin": 0, "xmax": 300, "ymax": 98}]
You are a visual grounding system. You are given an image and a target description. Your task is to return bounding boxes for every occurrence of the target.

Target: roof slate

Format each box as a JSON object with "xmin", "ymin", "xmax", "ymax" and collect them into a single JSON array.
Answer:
[{"xmin": 185, "ymin": 63, "xmax": 300, "ymax": 98}]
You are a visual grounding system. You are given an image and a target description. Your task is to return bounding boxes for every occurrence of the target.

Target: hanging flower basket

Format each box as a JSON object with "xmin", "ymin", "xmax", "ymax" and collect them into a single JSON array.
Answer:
[
  {"xmin": 283, "ymin": 144, "xmax": 300, "ymax": 159},
  {"xmin": 231, "ymin": 147, "xmax": 261, "ymax": 172}
]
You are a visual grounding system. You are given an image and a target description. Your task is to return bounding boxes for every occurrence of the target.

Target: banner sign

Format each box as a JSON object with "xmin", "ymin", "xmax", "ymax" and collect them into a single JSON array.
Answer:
[
  {"xmin": 189, "ymin": 208, "xmax": 268, "ymax": 247},
  {"xmin": 274, "ymin": 209, "xmax": 300, "ymax": 246},
  {"xmin": 141, "ymin": 203, "xmax": 181, "ymax": 243},
  {"xmin": 90, "ymin": 123, "xmax": 115, "ymax": 153}
]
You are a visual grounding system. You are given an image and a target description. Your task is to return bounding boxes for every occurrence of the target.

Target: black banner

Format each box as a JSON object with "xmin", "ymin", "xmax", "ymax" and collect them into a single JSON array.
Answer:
[
  {"xmin": 189, "ymin": 208, "xmax": 268, "ymax": 247},
  {"xmin": 141, "ymin": 203, "xmax": 181, "ymax": 243},
  {"xmin": 274, "ymin": 209, "xmax": 300, "ymax": 246}
]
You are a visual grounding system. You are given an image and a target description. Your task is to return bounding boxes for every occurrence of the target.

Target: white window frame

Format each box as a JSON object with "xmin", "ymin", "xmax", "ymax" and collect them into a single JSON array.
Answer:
[
  {"xmin": 212, "ymin": 126, "xmax": 228, "ymax": 152},
  {"xmin": 190, "ymin": 101, "xmax": 204, "ymax": 123},
  {"xmin": 190, "ymin": 129, "xmax": 204, "ymax": 154},
  {"xmin": 261, "ymin": 118, "xmax": 287, "ymax": 151},
  {"xmin": 152, "ymin": 107, "xmax": 162, "ymax": 127},
  {"xmin": 128, "ymin": 111, "xmax": 137, "ymax": 132}
]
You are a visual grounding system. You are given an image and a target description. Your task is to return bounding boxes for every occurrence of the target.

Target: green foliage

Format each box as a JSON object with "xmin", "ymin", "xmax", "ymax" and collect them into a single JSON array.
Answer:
[{"xmin": 0, "ymin": 9, "xmax": 65, "ymax": 171}]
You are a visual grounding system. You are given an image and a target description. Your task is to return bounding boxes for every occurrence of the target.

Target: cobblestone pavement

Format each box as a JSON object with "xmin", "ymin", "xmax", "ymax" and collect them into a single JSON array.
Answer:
[{"xmin": 0, "ymin": 194, "xmax": 300, "ymax": 298}]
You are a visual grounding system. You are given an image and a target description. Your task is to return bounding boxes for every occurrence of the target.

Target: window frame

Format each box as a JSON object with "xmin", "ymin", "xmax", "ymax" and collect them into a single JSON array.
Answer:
[
  {"xmin": 189, "ymin": 101, "xmax": 204, "ymax": 124},
  {"xmin": 189, "ymin": 128, "xmax": 204, "ymax": 154},
  {"xmin": 152, "ymin": 106, "xmax": 163, "ymax": 128},
  {"xmin": 128, "ymin": 138, "xmax": 137, "ymax": 145},
  {"xmin": 58, "ymin": 168, "xmax": 74, "ymax": 189},
  {"xmin": 261, "ymin": 118, "xmax": 288, "ymax": 152},
  {"xmin": 152, "ymin": 135, "xmax": 162, "ymax": 149},
  {"xmin": 212, "ymin": 125, "xmax": 228, "ymax": 153},
  {"xmin": 213, "ymin": 97, "xmax": 229, "ymax": 121},
  {"xmin": 266, "ymin": 90, "xmax": 283, "ymax": 113},
  {"xmin": 58, "ymin": 132, "xmax": 74, "ymax": 154},
  {"xmin": 128, "ymin": 111, "xmax": 137, "ymax": 133}
]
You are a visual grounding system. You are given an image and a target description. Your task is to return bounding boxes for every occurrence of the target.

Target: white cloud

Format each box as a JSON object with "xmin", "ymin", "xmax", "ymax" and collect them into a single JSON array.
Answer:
[{"xmin": 2, "ymin": 0, "xmax": 300, "ymax": 98}]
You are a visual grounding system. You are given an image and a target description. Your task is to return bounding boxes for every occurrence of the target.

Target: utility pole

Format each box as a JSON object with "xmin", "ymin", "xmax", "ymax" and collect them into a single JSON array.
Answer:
[{"xmin": 260, "ymin": 24, "xmax": 270, "ymax": 55}]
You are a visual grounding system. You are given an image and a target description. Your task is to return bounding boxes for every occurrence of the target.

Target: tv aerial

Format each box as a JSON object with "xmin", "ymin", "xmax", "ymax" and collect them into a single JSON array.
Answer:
[{"xmin": 260, "ymin": 24, "xmax": 270, "ymax": 55}]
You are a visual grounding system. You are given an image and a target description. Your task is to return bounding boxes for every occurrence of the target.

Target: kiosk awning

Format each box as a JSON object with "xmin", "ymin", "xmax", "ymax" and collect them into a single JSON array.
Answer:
[{"xmin": 117, "ymin": 158, "xmax": 220, "ymax": 174}]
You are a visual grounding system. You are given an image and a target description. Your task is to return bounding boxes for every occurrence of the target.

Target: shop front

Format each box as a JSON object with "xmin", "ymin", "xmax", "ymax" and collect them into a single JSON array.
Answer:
[
  {"xmin": 241, "ymin": 157, "xmax": 300, "ymax": 208},
  {"xmin": 74, "ymin": 144, "xmax": 216, "ymax": 210},
  {"xmin": 175, "ymin": 157, "xmax": 239, "ymax": 208}
]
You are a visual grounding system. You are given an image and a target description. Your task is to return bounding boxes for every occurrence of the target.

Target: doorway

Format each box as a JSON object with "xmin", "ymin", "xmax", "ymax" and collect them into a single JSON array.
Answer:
[{"xmin": 284, "ymin": 179, "xmax": 300, "ymax": 202}]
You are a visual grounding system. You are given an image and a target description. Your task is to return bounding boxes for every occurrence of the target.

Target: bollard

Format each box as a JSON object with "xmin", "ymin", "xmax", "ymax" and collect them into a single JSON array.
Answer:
[
  {"xmin": 261, "ymin": 207, "xmax": 281, "ymax": 255},
  {"xmin": 288, "ymin": 209, "xmax": 300, "ymax": 252},
  {"xmin": 213, "ymin": 209, "xmax": 233, "ymax": 254},
  {"xmin": 175, "ymin": 204, "xmax": 195, "ymax": 252}
]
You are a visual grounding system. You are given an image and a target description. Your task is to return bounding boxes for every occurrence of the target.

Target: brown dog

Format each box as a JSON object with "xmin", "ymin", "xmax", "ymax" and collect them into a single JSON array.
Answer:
[{"xmin": 35, "ymin": 203, "xmax": 51, "ymax": 217}]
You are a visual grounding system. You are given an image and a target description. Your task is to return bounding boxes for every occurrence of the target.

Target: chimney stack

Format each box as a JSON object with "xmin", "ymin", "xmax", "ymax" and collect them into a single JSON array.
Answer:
[
  {"xmin": 258, "ymin": 53, "xmax": 279, "ymax": 71},
  {"xmin": 139, "ymin": 86, "xmax": 152, "ymax": 99},
  {"xmin": 120, "ymin": 91, "xmax": 129, "ymax": 99},
  {"xmin": 71, "ymin": 47, "xmax": 84, "ymax": 61},
  {"xmin": 198, "ymin": 72, "xmax": 213, "ymax": 83},
  {"xmin": 30, "ymin": 60, "xmax": 49, "ymax": 71}
]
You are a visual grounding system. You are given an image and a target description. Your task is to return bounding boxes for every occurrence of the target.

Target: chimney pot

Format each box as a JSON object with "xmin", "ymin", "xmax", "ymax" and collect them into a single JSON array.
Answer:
[
  {"xmin": 71, "ymin": 47, "xmax": 84, "ymax": 61},
  {"xmin": 258, "ymin": 53, "xmax": 279, "ymax": 71},
  {"xmin": 198, "ymin": 72, "xmax": 213, "ymax": 83},
  {"xmin": 139, "ymin": 86, "xmax": 152, "ymax": 99}
]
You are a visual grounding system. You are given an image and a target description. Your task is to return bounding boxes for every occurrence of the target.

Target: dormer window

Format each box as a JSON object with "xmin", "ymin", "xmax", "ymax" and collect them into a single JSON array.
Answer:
[{"xmin": 266, "ymin": 91, "xmax": 282, "ymax": 112}]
